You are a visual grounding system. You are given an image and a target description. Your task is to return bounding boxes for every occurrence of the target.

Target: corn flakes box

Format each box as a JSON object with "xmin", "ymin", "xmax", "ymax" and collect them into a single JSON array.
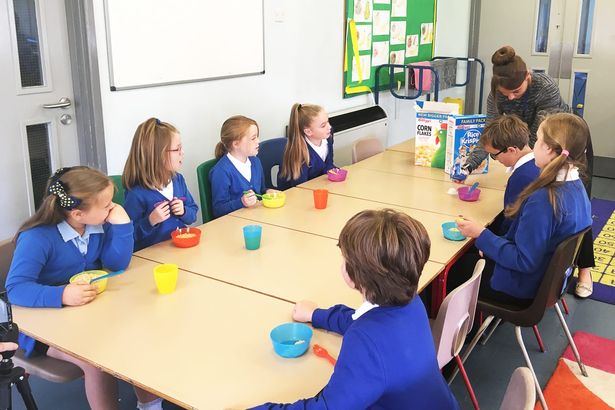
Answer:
[
  {"xmin": 414, "ymin": 101, "xmax": 459, "ymax": 167},
  {"xmin": 445, "ymin": 114, "xmax": 488, "ymax": 175}
]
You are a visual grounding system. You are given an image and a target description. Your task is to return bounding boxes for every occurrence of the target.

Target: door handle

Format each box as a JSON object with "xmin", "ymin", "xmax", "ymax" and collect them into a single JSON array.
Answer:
[{"xmin": 43, "ymin": 97, "xmax": 71, "ymax": 109}]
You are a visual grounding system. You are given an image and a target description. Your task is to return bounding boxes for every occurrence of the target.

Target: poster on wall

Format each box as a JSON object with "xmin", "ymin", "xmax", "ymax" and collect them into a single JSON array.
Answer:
[{"xmin": 343, "ymin": 0, "xmax": 436, "ymax": 98}]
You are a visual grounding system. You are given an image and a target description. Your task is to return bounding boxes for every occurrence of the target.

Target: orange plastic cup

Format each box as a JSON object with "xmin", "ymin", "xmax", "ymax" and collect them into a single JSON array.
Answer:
[{"xmin": 313, "ymin": 189, "xmax": 328, "ymax": 209}]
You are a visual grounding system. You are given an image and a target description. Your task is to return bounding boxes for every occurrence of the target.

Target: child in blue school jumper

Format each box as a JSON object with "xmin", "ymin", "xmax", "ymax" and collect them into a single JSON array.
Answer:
[
  {"xmin": 4, "ymin": 166, "xmax": 143, "ymax": 410},
  {"xmin": 251, "ymin": 209, "xmax": 459, "ymax": 410},
  {"xmin": 277, "ymin": 103, "xmax": 336, "ymax": 190},
  {"xmin": 209, "ymin": 115, "xmax": 274, "ymax": 218},
  {"xmin": 123, "ymin": 118, "xmax": 198, "ymax": 251},
  {"xmin": 480, "ymin": 114, "xmax": 540, "ymax": 234},
  {"xmin": 451, "ymin": 113, "xmax": 592, "ymax": 305}
]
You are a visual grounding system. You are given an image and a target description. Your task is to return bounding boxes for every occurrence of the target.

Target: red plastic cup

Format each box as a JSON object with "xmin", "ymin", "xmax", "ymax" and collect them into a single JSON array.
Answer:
[{"xmin": 313, "ymin": 189, "xmax": 328, "ymax": 209}]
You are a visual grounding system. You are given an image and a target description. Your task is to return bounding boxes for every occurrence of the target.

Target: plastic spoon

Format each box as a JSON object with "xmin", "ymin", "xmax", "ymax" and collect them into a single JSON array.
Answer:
[
  {"xmin": 467, "ymin": 182, "xmax": 479, "ymax": 195},
  {"xmin": 242, "ymin": 191, "xmax": 264, "ymax": 199},
  {"xmin": 313, "ymin": 344, "xmax": 337, "ymax": 366},
  {"xmin": 90, "ymin": 270, "xmax": 125, "ymax": 284}
]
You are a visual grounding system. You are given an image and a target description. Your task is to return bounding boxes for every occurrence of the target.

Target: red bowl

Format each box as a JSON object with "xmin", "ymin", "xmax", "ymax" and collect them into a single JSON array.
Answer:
[
  {"xmin": 327, "ymin": 168, "xmax": 348, "ymax": 182},
  {"xmin": 171, "ymin": 227, "xmax": 202, "ymax": 248}
]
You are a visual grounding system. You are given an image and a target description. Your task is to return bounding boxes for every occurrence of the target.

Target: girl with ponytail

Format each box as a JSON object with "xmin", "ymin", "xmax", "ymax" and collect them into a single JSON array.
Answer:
[
  {"xmin": 278, "ymin": 103, "xmax": 336, "ymax": 190},
  {"xmin": 450, "ymin": 113, "xmax": 592, "ymax": 305},
  {"xmin": 7, "ymin": 166, "xmax": 134, "ymax": 409}
]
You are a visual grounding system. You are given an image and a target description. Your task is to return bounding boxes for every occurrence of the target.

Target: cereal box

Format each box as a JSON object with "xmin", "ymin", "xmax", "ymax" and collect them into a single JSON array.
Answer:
[
  {"xmin": 414, "ymin": 101, "xmax": 459, "ymax": 167},
  {"xmin": 445, "ymin": 114, "xmax": 488, "ymax": 176}
]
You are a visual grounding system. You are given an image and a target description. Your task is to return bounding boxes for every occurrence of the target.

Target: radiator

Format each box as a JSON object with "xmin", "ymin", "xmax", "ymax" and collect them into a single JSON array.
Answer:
[{"xmin": 329, "ymin": 106, "xmax": 388, "ymax": 166}]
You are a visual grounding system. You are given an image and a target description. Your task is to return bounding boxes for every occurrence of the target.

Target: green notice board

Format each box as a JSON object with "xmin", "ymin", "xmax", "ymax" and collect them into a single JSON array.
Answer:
[{"xmin": 343, "ymin": 0, "xmax": 437, "ymax": 98}]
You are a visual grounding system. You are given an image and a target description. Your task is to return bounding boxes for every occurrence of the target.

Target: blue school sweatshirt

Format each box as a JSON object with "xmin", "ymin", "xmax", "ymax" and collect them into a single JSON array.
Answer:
[
  {"xmin": 209, "ymin": 155, "xmax": 266, "ymax": 218},
  {"xmin": 5, "ymin": 222, "xmax": 134, "ymax": 356},
  {"xmin": 250, "ymin": 297, "xmax": 459, "ymax": 410},
  {"xmin": 476, "ymin": 179, "xmax": 591, "ymax": 299},
  {"xmin": 124, "ymin": 173, "xmax": 198, "ymax": 251},
  {"xmin": 277, "ymin": 137, "xmax": 336, "ymax": 190}
]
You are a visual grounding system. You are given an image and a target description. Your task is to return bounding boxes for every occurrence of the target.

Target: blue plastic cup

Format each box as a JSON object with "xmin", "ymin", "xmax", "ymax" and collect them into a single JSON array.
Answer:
[{"xmin": 243, "ymin": 225, "xmax": 262, "ymax": 250}]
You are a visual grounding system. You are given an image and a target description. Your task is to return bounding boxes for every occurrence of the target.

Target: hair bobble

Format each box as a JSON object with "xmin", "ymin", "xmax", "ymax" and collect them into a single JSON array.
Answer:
[
  {"xmin": 48, "ymin": 180, "xmax": 81, "ymax": 210},
  {"xmin": 561, "ymin": 149, "xmax": 569, "ymax": 157},
  {"xmin": 155, "ymin": 118, "xmax": 161, "ymax": 125}
]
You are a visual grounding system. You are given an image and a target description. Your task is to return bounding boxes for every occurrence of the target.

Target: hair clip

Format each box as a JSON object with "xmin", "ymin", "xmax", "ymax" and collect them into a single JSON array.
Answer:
[
  {"xmin": 155, "ymin": 118, "xmax": 161, "ymax": 125},
  {"xmin": 297, "ymin": 104, "xmax": 302, "ymax": 110},
  {"xmin": 48, "ymin": 180, "xmax": 81, "ymax": 210},
  {"xmin": 561, "ymin": 149, "xmax": 569, "ymax": 157}
]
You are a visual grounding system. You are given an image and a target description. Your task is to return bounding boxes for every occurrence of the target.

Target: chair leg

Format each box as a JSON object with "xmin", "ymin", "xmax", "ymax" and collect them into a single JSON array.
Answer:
[
  {"xmin": 554, "ymin": 303, "xmax": 588, "ymax": 377},
  {"xmin": 448, "ymin": 315, "xmax": 494, "ymax": 383},
  {"xmin": 532, "ymin": 325, "xmax": 546, "ymax": 353},
  {"xmin": 479, "ymin": 317, "xmax": 502, "ymax": 346},
  {"xmin": 561, "ymin": 298, "xmax": 570, "ymax": 315},
  {"xmin": 454, "ymin": 355, "xmax": 480, "ymax": 410},
  {"xmin": 515, "ymin": 326, "xmax": 548, "ymax": 410}
]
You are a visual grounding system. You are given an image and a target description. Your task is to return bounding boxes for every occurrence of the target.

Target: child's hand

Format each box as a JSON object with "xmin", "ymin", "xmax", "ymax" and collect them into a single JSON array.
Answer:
[
  {"xmin": 457, "ymin": 216, "xmax": 485, "ymax": 239},
  {"xmin": 241, "ymin": 190, "xmax": 257, "ymax": 207},
  {"xmin": 62, "ymin": 283, "xmax": 97, "ymax": 306},
  {"xmin": 293, "ymin": 300, "xmax": 318, "ymax": 323},
  {"xmin": 170, "ymin": 198, "xmax": 185, "ymax": 216},
  {"xmin": 149, "ymin": 202, "xmax": 171, "ymax": 226},
  {"xmin": 106, "ymin": 203, "xmax": 130, "ymax": 224}
]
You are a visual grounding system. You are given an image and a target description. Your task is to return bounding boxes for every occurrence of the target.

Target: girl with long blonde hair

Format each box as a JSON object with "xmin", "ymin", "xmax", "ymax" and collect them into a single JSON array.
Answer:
[{"xmin": 277, "ymin": 103, "xmax": 336, "ymax": 190}]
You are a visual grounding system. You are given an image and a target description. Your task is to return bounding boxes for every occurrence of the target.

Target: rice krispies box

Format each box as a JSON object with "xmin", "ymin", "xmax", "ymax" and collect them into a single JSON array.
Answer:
[
  {"xmin": 414, "ymin": 101, "xmax": 459, "ymax": 167},
  {"xmin": 444, "ymin": 114, "xmax": 488, "ymax": 176}
]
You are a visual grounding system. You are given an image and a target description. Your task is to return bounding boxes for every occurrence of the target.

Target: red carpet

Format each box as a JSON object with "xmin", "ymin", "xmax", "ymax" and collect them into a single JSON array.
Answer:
[{"xmin": 535, "ymin": 332, "xmax": 615, "ymax": 409}]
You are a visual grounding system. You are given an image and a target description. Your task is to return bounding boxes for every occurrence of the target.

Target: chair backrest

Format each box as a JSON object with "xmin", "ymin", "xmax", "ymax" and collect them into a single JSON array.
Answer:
[
  {"xmin": 257, "ymin": 137, "xmax": 286, "ymax": 189},
  {"xmin": 499, "ymin": 367, "xmax": 536, "ymax": 410},
  {"xmin": 109, "ymin": 175, "xmax": 125, "ymax": 205},
  {"xmin": 352, "ymin": 137, "xmax": 384, "ymax": 163},
  {"xmin": 512, "ymin": 227, "xmax": 590, "ymax": 327},
  {"xmin": 432, "ymin": 259, "xmax": 484, "ymax": 369},
  {"xmin": 0, "ymin": 239, "xmax": 16, "ymax": 290},
  {"xmin": 196, "ymin": 158, "xmax": 218, "ymax": 223}
]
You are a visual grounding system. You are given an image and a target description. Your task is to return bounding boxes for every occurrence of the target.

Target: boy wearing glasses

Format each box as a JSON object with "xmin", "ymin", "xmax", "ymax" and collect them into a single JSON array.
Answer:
[{"xmin": 481, "ymin": 114, "xmax": 540, "ymax": 233}]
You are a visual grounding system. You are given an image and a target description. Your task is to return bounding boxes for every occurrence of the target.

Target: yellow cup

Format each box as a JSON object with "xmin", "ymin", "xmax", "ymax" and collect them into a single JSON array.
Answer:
[{"xmin": 153, "ymin": 264, "xmax": 178, "ymax": 294}]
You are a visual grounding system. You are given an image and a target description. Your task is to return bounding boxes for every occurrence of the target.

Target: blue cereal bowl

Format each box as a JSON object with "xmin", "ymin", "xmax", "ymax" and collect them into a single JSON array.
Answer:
[
  {"xmin": 442, "ymin": 221, "xmax": 466, "ymax": 241},
  {"xmin": 270, "ymin": 323, "xmax": 313, "ymax": 358}
]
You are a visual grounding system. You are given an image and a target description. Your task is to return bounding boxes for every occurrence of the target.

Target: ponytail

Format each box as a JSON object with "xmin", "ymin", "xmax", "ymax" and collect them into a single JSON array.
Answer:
[
  {"xmin": 214, "ymin": 141, "xmax": 227, "ymax": 160},
  {"xmin": 280, "ymin": 103, "xmax": 323, "ymax": 180}
]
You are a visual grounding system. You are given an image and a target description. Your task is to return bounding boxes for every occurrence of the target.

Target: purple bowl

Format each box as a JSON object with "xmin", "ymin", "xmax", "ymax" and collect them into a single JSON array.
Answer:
[
  {"xmin": 327, "ymin": 168, "xmax": 348, "ymax": 182},
  {"xmin": 457, "ymin": 186, "xmax": 481, "ymax": 202}
]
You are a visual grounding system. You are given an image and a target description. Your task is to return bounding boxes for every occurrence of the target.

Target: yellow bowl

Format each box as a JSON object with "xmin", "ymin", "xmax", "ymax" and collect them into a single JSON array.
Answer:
[
  {"xmin": 262, "ymin": 192, "xmax": 286, "ymax": 208},
  {"xmin": 69, "ymin": 270, "xmax": 108, "ymax": 294}
]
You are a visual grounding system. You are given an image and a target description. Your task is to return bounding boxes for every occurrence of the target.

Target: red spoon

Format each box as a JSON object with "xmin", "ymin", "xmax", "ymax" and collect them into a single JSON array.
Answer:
[{"xmin": 313, "ymin": 344, "xmax": 337, "ymax": 366}]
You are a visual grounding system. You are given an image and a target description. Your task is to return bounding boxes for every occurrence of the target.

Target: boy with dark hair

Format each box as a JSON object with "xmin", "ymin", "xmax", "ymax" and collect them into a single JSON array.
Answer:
[{"xmin": 252, "ymin": 209, "xmax": 459, "ymax": 410}]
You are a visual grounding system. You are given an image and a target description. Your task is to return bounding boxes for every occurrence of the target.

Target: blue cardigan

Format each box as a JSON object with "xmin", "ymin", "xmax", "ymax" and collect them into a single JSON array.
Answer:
[
  {"xmin": 277, "ymin": 137, "xmax": 336, "ymax": 190},
  {"xmin": 500, "ymin": 158, "xmax": 541, "ymax": 233},
  {"xmin": 124, "ymin": 173, "xmax": 198, "ymax": 251},
  {"xmin": 6, "ymin": 222, "xmax": 134, "ymax": 356},
  {"xmin": 477, "ymin": 179, "xmax": 591, "ymax": 299},
  {"xmin": 209, "ymin": 155, "xmax": 266, "ymax": 218},
  {"xmin": 251, "ymin": 297, "xmax": 459, "ymax": 410}
]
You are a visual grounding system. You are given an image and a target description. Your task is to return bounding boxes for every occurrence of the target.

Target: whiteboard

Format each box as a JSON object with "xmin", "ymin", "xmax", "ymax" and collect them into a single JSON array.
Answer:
[{"xmin": 103, "ymin": 0, "xmax": 265, "ymax": 91}]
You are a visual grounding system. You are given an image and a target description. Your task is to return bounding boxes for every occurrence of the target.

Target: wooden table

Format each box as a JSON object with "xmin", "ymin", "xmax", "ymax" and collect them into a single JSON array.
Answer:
[
  {"xmin": 387, "ymin": 138, "xmax": 415, "ymax": 153},
  {"xmin": 231, "ymin": 187, "xmax": 472, "ymax": 265},
  {"xmin": 351, "ymin": 150, "xmax": 510, "ymax": 191},
  {"xmin": 136, "ymin": 216, "xmax": 446, "ymax": 307},
  {"xmin": 13, "ymin": 257, "xmax": 343, "ymax": 409},
  {"xmin": 299, "ymin": 167, "xmax": 504, "ymax": 225}
]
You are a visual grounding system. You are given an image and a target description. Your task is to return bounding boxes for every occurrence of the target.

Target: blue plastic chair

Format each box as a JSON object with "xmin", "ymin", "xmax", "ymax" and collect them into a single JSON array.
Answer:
[
  {"xmin": 196, "ymin": 158, "xmax": 218, "ymax": 223},
  {"xmin": 257, "ymin": 137, "xmax": 286, "ymax": 190}
]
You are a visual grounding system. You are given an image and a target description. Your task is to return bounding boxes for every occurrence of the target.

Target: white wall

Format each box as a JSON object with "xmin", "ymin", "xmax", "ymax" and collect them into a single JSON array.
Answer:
[{"xmin": 92, "ymin": 0, "xmax": 471, "ymax": 220}]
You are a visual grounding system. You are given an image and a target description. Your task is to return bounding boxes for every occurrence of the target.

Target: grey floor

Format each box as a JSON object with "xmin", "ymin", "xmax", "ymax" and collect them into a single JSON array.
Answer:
[{"xmin": 11, "ymin": 177, "xmax": 615, "ymax": 410}]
